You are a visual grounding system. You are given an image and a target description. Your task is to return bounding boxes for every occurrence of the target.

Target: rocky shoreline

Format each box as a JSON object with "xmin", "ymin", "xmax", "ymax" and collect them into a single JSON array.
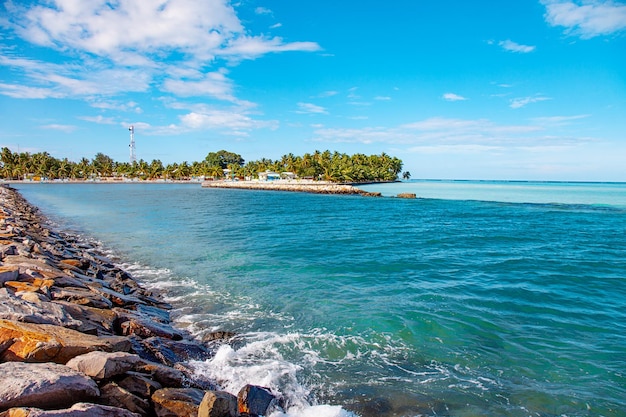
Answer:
[{"xmin": 0, "ymin": 185, "xmax": 280, "ymax": 417}]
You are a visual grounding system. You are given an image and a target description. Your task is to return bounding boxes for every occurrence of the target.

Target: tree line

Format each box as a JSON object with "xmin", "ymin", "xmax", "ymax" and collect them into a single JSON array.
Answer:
[{"xmin": 0, "ymin": 147, "xmax": 405, "ymax": 183}]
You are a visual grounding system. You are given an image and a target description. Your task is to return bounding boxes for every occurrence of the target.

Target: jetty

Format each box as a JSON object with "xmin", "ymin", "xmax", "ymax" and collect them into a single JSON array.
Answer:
[
  {"xmin": 0, "ymin": 185, "xmax": 280, "ymax": 417},
  {"xmin": 202, "ymin": 179, "xmax": 371, "ymax": 195}
]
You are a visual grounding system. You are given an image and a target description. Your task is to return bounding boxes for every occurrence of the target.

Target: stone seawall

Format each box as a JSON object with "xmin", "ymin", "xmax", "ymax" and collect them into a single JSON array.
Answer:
[
  {"xmin": 202, "ymin": 180, "xmax": 366, "ymax": 195},
  {"xmin": 0, "ymin": 185, "xmax": 279, "ymax": 417}
]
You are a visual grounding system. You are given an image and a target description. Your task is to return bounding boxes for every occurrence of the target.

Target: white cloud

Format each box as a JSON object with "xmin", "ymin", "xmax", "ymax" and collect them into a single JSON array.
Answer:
[
  {"xmin": 162, "ymin": 71, "xmax": 236, "ymax": 101},
  {"xmin": 40, "ymin": 124, "xmax": 77, "ymax": 133},
  {"xmin": 310, "ymin": 117, "xmax": 589, "ymax": 157},
  {"xmin": 177, "ymin": 109, "xmax": 277, "ymax": 134},
  {"xmin": 296, "ymin": 102, "xmax": 328, "ymax": 114},
  {"xmin": 79, "ymin": 115, "xmax": 117, "ymax": 124},
  {"xmin": 375, "ymin": 96, "xmax": 392, "ymax": 101},
  {"xmin": 255, "ymin": 7, "xmax": 273, "ymax": 15},
  {"xmin": 499, "ymin": 39, "xmax": 536, "ymax": 53},
  {"xmin": 317, "ymin": 90, "xmax": 339, "ymax": 98},
  {"xmin": 542, "ymin": 0, "xmax": 626, "ymax": 38},
  {"xmin": 270, "ymin": 23, "xmax": 283, "ymax": 29},
  {"xmin": 0, "ymin": 82, "xmax": 62, "ymax": 99},
  {"xmin": 510, "ymin": 96, "xmax": 551, "ymax": 109},
  {"xmin": 1, "ymin": 0, "xmax": 320, "ymax": 102},
  {"xmin": 532, "ymin": 114, "xmax": 590, "ymax": 126},
  {"xmin": 442, "ymin": 93, "xmax": 468, "ymax": 101}
]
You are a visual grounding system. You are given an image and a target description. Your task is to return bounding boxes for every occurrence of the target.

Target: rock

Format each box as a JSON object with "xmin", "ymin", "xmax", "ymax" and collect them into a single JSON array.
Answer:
[
  {"xmin": 99, "ymin": 383, "xmax": 150, "ymax": 416},
  {"xmin": 59, "ymin": 259, "xmax": 88, "ymax": 270},
  {"xmin": 0, "ymin": 319, "xmax": 130, "ymax": 363},
  {"xmin": 140, "ymin": 337, "xmax": 212, "ymax": 366},
  {"xmin": 202, "ymin": 331, "xmax": 236, "ymax": 343},
  {"xmin": 0, "ymin": 402, "xmax": 142, "ymax": 416},
  {"xmin": 4, "ymin": 278, "xmax": 54, "ymax": 293},
  {"xmin": 137, "ymin": 363, "xmax": 186, "ymax": 388},
  {"xmin": 118, "ymin": 372, "xmax": 163, "ymax": 398},
  {"xmin": 49, "ymin": 287, "xmax": 113, "ymax": 309},
  {"xmin": 198, "ymin": 391, "xmax": 238, "ymax": 417},
  {"xmin": 173, "ymin": 363, "xmax": 218, "ymax": 391},
  {"xmin": 85, "ymin": 283, "xmax": 144, "ymax": 307},
  {"xmin": 151, "ymin": 388, "xmax": 205, "ymax": 417},
  {"xmin": 237, "ymin": 385, "xmax": 278, "ymax": 417},
  {"xmin": 120, "ymin": 316, "xmax": 183, "ymax": 341},
  {"xmin": 396, "ymin": 193, "xmax": 417, "ymax": 199},
  {"xmin": 54, "ymin": 301, "xmax": 117, "ymax": 336},
  {"xmin": 0, "ymin": 362, "xmax": 99, "ymax": 410},
  {"xmin": 1, "ymin": 256, "xmax": 66, "ymax": 277},
  {"xmin": 65, "ymin": 351, "xmax": 144, "ymax": 380},
  {"xmin": 0, "ymin": 266, "xmax": 19, "ymax": 285},
  {"xmin": 0, "ymin": 289, "xmax": 82, "ymax": 328}
]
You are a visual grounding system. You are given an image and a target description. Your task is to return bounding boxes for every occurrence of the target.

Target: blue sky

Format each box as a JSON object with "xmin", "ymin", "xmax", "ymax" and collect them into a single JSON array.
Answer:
[{"xmin": 1, "ymin": 0, "xmax": 625, "ymax": 181}]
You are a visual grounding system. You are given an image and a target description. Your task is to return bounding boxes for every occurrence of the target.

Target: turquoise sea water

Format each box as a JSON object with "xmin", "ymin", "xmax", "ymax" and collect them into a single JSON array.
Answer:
[{"xmin": 13, "ymin": 181, "xmax": 626, "ymax": 417}]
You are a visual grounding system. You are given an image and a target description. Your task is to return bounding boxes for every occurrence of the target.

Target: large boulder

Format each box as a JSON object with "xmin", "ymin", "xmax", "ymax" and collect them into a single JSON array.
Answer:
[
  {"xmin": 137, "ymin": 363, "xmax": 186, "ymax": 388},
  {"xmin": 117, "ymin": 372, "xmax": 163, "ymax": 398},
  {"xmin": 0, "ymin": 319, "xmax": 130, "ymax": 363},
  {"xmin": 49, "ymin": 287, "xmax": 113, "ymax": 309},
  {"xmin": 237, "ymin": 385, "xmax": 278, "ymax": 417},
  {"xmin": 0, "ymin": 289, "xmax": 82, "ymax": 328},
  {"xmin": 1, "ymin": 256, "xmax": 65, "ymax": 277},
  {"xmin": 99, "ymin": 383, "xmax": 150, "ymax": 417},
  {"xmin": 0, "ymin": 402, "xmax": 141, "ymax": 417},
  {"xmin": 53, "ymin": 301, "xmax": 117, "ymax": 335},
  {"xmin": 140, "ymin": 337, "xmax": 212, "ymax": 366},
  {"xmin": 198, "ymin": 391, "xmax": 238, "ymax": 417},
  {"xmin": 0, "ymin": 266, "xmax": 19, "ymax": 285},
  {"xmin": 151, "ymin": 388, "xmax": 205, "ymax": 417},
  {"xmin": 65, "ymin": 351, "xmax": 144, "ymax": 380},
  {"xmin": 0, "ymin": 362, "xmax": 99, "ymax": 410}
]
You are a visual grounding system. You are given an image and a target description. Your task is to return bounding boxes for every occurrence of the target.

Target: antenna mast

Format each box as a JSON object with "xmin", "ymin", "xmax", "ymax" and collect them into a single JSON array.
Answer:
[{"xmin": 129, "ymin": 125, "xmax": 136, "ymax": 164}]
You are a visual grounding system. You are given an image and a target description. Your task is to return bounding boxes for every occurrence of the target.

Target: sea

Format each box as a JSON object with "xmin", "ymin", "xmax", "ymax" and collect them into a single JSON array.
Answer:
[{"xmin": 12, "ymin": 180, "xmax": 626, "ymax": 417}]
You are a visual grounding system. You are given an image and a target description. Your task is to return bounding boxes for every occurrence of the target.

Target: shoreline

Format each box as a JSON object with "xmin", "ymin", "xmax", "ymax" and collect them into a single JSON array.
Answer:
[{"xmin": 0, "ymin": 185, "xmax": 283, "ymax": 416}]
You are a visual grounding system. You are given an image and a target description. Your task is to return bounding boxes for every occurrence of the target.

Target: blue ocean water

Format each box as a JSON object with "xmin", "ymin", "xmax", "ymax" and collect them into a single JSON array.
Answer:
[{"xmin": 13, "ymin": 181, "xmax": 626, "ymax": 417}]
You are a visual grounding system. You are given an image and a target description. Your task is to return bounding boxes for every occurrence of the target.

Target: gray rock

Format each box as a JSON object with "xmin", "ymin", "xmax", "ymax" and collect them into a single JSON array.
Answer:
[
  {"xmin": 0, "ymin": 288, "xmax": 82, "ymax": 328},
  {"xmin": 0, "ymin": 362, "xmax": 99, "ymax": 409},
  {"xmin": 65, "ymin": 351, "xmax": 144, "ymax": 380},
  {"xmin": 0, "ymin": 265, "xmax": 19, "ymax": 284},
  {"xmin": 137, "ymin": 362, "xmax": 186, "ymax": 388},
  {"xmin": 3, "ymin": 402, "xmax": 142, "ymax": 416}
]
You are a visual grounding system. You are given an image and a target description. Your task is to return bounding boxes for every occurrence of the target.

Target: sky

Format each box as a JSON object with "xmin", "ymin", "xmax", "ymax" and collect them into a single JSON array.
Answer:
[{"xmin": 1, "ymin": 0, "xmax": 625, "ymax": 181}]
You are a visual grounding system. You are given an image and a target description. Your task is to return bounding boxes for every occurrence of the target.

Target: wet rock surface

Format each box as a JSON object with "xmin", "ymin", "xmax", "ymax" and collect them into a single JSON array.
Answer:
[{"xmin": 0, "ymin": 185, "xmax": 279, "ymax": 417}]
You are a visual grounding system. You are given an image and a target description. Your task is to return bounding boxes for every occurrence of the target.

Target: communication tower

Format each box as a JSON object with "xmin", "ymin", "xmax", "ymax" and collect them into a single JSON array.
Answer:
[{"xmin": 128, "ymin": 125, "xmax": 136, "ymax": 164}]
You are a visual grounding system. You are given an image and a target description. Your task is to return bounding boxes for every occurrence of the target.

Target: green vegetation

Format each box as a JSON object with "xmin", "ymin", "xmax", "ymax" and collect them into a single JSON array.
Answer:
[{"xmin": 0, "ymin": 147, "xmax": 402, "ymax": 183}]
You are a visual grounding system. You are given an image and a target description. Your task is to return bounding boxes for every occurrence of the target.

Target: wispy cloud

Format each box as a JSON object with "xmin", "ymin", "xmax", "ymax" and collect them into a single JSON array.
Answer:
[
  {"xmin": 499, "ymin": 39, "xmax": 536, "ymax": 53},
  {"xmin": 255, "ymin": 7, "xmax": 273, "ymax": 15},
  {"xmin": 40, "ymin": 124, "xmax": 77, "ymax": 133},
  {"xmin": 442, "ymin": 93, "xmax": 468, "ymax": 101},
  {"xmin": 296, "ymin": 102, "xmax": 328, "ymax": 114},
  {"xmin": 510, "ymin": 96, "xmax": 551, "ymax": 109},
  {"xmin": 532, "ymin": 114, "xmax": 590, "ymax": 126},
  {"xmin": 542, "ymin": 0, "xmax": 626, "ymax": 38},
  {"xmin": 79, "ymin": 115, "xmax": 117, "ymax": 125},
  {"xmin": 310, "ymin": 116, "xmax": 588, "ymax": 153},
  {"xmin": 316, "ymin": 90, "xmax": 339, "ymax": 98},
  {"xmin": 375, "ymin": 96, "xmax": 392, "ymax": 101}
]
